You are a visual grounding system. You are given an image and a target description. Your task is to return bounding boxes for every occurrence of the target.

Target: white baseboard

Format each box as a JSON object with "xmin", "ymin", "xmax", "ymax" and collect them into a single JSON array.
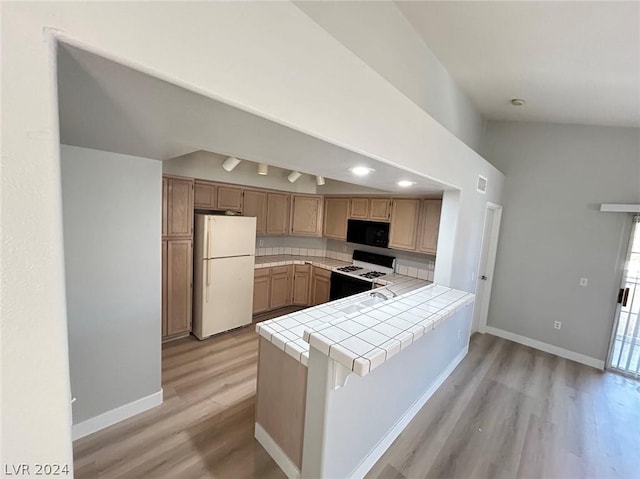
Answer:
[
  {"xmin": 255, "ymin": 423, "xmax": 301, "ymax": 479},
  {"xmin": 72, "ymin": 389, "xmax": 163, "ymax": 441},
  {"xmin": 485, "ymin": 326, "xmax": 605, "ymax": 370},
  {"xmin": 348, "ymin": 347, "xmax": 468, "ymax": 479}
]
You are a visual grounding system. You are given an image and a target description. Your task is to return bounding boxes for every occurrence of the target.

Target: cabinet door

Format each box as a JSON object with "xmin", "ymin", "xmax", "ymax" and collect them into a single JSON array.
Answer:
[
  {"xmin": 417, "ymin": 200, "xmax": 442, "ymax": 255},
  {"xmin": 311, "ymin": 267, "xmax": 331, "ymax": 306},
  {"xmin": 292, "ymin": 264, "xmax": 311, "ymax": 306},
  {"xmin": 162, "ymin": 178, "xmax": 168, "ymax": 237},
  {"xmin": 244, "ymin": 190, "xmax": 268, "ymax": 235},
  {"xmin": 217, "ymin": 186, "xmax": 243, "ymax": 212},
  {"xmin": 324, "ymin": 197, "xmax": 349, "ymax": 240},
  {"xmin": 291, "ymin": 195, "xmax": 323, "ymax": 237},
  {"xmin": 166, "ymin": 177, "xmax": 194, "ymax": 237},
  {"xmin": 389, "ymin": 199, "xmax": 421, "ymax": 251},
  {"xmin": 350, "ymin": 197, "xmax": 369, "ymax": 219},
  {"xmin": 166, "ymin": 239, "xmax": 193, "ymax": 336},
  {"xmin": 194, "ymin": 181, "xmax": 216, "ymax": 209},
  {"xmin": 369, "ymin": 198, "xmax": 391, "ymax": 221},
  {"xmin": 266, "ymin": 193, "xmax": 290, "ymax": 235},
  {"xmin": 162, "ymin": 240, "xmax": 168, "ymax": 337},
  {"xmin": 269, "ymin": 266, "xmax": 290, "ymax": 310},
  {"xmin": 253, "ymin": 269, "xmax": 271, "ymax": 315}
]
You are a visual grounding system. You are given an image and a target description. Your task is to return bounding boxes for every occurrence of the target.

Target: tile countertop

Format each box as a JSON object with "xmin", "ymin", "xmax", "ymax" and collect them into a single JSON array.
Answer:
[
  {"xmin": 254, "ymin": 254, "xmax": 350, "ymax": 270},
  {"xmin": 255, "ymin": 264, "xmax": 457, "ymax": 372}
]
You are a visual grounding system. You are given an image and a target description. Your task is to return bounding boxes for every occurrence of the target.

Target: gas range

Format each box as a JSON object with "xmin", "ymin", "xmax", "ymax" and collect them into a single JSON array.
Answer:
[{"xmin": 332, "ymin": 250, "xmax": 396, "ymax": 283}]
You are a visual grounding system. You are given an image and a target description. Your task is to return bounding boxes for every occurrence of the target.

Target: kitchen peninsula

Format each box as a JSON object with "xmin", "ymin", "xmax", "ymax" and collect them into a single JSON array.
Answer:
[{"xmin": 255, "ymin": 279, "xmax": 474, "ymax": 479}]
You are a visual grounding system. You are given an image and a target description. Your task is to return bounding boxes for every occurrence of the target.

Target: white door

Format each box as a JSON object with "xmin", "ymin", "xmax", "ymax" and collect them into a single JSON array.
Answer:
[
  {"xmin": 195, "ymin": 255, "xmax": 255, "ymax": 339},
  {"xmin": 208, "ymin": 216, "xmax": 256, "ymax": 258},
  {"xmin": 473, "ymin": 202, "xmax": 503, "ymax": 333},
  {"xmin": 607, "ymin": 215, "xmax": 640, "ymax": 376}
]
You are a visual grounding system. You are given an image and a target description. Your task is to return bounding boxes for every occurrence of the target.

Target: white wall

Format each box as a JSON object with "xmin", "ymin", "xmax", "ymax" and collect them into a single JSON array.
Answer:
[
  {"xmin": 482, "ymin": 121, "xmax": 640, "ymax": 362},
  {"xmin": 295, "ymin": 1, "xmax": 485, "ymax": 152},
  {"xmin": 60, "ymin": 145, "xmax": 162, "ymax": 426},
  {"xmin": 1, "ymin": 1, "xmax": 502, "ymax": 464}
]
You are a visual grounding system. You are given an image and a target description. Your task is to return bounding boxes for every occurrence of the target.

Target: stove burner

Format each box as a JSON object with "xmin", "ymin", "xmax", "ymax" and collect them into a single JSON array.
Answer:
[
  {"xmin": 337, "ymin": 265, "xmax": 364, "ymax": 273},
  {"xmin": 360, "ymin": 271, "xmax": 386, "ymax": 279}
]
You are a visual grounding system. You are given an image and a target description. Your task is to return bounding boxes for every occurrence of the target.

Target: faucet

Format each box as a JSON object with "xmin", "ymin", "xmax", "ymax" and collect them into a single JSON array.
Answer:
[{"xmin": 369, "ymin": 291, "xmax": 388, "ymax": 300}]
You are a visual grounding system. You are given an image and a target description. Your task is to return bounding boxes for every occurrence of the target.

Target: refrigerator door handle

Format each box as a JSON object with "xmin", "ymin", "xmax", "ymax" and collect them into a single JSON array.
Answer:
[
  {"xmin": 205, "ymin": 260, "xmax": 211, "ymax": 302},
  {"xmin": 207, "ymin": 217, "xmax": 213, "ymax": 259}
]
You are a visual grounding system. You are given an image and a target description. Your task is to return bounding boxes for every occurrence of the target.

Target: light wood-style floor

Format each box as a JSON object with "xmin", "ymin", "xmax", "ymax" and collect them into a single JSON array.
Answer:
[
  {"xmin": 367, "ymin": 333, "xmax": 640, "ymax": 479},
  {"xmin": 74, "ymin": 328, "xmax": 640, "ymax": 479}
]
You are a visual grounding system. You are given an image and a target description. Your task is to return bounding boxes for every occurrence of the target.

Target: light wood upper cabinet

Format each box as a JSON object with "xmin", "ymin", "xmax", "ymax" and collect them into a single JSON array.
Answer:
[
  {"xmin": 292, "ymin": 264, "xmax": 311, "ymax": 306},
  {"xmin": 291, "ymin": 195, "xmax": 323, "ymax": 237},
  {"xmin": 389, "ymin": 198, "xmax": 421, "ymax": 251},
  {"xmin": 369, "ymin": 198, "xmax": 391, "ymax": 221},
  {"xmin": 165, "ymin": 239, "xmax": 193, "ymax": 337},
  {"xmin": 269, "ymin": 266, "xmax": 290, "ymax": 310},
  {"xmin": 217, "ymin": 186, "xmax": 243, "ymax": 212},
  {"xmin": 417, "ymin": 199, "xmax": 442, "ymax": 255},
  {"xmin": 266, "ymin": 193, "xmax": 290, "ymax": 236},
  {"xmin": 253, "ymin": 268, "xmax": 271, "ymax": 315},
  {"xmin": 194, "ymin": 181, "xmax": 217, "ymax": 209},
  {"xmin": 244, "ymin": 190, "xmax": 268, "ymax": 235},
  {"xmin": 165, "ymin": 176, "xmax": 194, "ymax": 238},
  {"xmin": 162, "ymin": 177, "xmax": 168, "ymax": 237},
  {"xmin": 311, "ymin": 267, "xmax": 331, "ymax": 306},
  {"xmin": 350, "ymin": 198, "xmax": 369, "ymax": 219},
  {"xmin": 323, "ymin": 197, "xmax": 350, "ymax": 240}
]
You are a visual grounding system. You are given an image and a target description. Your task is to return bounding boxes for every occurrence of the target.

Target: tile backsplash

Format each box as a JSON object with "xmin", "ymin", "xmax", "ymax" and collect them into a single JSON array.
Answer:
[{"xmin": 255, "ymin": 236, "xmax": 436, "ymax": 281}]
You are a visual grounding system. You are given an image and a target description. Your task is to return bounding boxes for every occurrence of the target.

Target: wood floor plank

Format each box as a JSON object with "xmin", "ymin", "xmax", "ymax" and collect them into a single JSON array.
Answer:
[{"xmin": 74, "ymin": 328, "xmax": 640, "ymax": 479}]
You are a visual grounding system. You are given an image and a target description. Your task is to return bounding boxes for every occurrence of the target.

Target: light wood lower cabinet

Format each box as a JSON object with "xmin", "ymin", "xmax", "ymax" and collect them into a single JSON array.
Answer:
[
  {"xmin": 269, "ymin": 266, "xmax": 291, "ymax": 310},
  {"xmin": 323, "ymin": 197, "xmax": 349, "ymax": 240},
  {"xmin": 290, "ymin": 195, "xmax": 323, "ymax": 237},
  {"xmin": 243, "ymin": 189, "xmax": 268, "ymax": 235},
  {"xmin": 163, "ymin": 239, "xmax": 193, "ymax": 338},
  {"xmin": 389, "ymin": 198, "xmax": 421, "ymax": 251},
  {"xmin": 292, "ymin": 265, "xmax": 311, "ymax": 305},
  {"xmin": 417, "ymin": 199, "xmax": 442, "ymax": 254},
  {"xmin": 253, "ymin": 268, "xmax": 271, "ymax": 315},
  {"xmin": 311, "ymin": 267, "xmax": 331, "ymax": 306}
]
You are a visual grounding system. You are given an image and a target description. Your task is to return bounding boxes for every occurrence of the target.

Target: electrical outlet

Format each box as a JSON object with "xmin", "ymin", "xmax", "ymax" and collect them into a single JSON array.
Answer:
[
  {"xmin": 259, "ymin": 240, "xmax": 264, "ymax": 247},
  {"xmin": 579, "ymin": 277, "xmax": 588, "ymax": 287},
  {"xmin": 457, "ymin": 329, "xmax": 462, "ymax": 340},
  {"xmin": 471, "ymin": 271, "xmax": 475, "ymax": 281},
  {"xmin": 343, "ymin": 246, "xmax": 347, "ymax": 252},
  {"xmin": 554, "ymin": 321, "xmax": 562, "ymax": 330}
]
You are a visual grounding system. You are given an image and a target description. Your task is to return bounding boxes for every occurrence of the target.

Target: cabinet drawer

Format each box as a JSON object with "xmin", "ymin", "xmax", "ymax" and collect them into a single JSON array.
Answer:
[
  {"xmin": 255, "ymin": 267, "xmax": 270, "ymax": 278},
  {"xmin": 270, "ymin": 265, "xmax": 289, "ymax": 276}
]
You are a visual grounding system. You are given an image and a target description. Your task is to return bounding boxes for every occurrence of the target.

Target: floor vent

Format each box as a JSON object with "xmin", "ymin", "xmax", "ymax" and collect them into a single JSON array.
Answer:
[{"xmin": 477, "ymin": 175, "xmax": 488, "ymax": 194}]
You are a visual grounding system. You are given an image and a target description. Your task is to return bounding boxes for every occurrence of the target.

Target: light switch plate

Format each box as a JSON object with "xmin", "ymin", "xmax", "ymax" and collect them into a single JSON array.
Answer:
[{"xmin": 579, "ymin": 277, "xmax": 588, "ymax": 287}]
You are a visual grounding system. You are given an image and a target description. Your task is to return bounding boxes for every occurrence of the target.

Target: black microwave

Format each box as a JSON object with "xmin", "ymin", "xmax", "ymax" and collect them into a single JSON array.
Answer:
[{"xmin": 346, "ymin": 219, "xmax": 389, "ymax": 248}]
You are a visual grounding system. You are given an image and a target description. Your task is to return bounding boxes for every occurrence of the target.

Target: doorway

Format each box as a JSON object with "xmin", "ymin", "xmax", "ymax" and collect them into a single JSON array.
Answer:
[
  {"xmin": 473, "ymin": 202, "xmax": 503, "ymax": 333},
  {"xmin": 607, "ymin": 215, "xmax": 640, "ymax": 377}
]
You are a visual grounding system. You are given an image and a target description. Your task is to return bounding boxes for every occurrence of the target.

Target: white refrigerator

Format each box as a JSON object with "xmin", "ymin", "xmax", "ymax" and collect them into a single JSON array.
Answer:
[{"xmin": 193, "ymin": 214, "xmax": 257, "ymax": 340}]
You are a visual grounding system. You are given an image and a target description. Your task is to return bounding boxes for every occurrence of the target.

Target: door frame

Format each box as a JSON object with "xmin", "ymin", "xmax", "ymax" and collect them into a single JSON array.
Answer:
[
  {"xmin": 605, "ymin": 214, "xmax": 639, "ymax": 375},
  {"xmin": 474, "ymin": 202, "xmax": 503, "ymax": 333}
]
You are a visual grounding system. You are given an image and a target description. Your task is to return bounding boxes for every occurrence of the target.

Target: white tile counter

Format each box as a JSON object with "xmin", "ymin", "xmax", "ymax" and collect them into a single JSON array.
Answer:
[
  {"xmin": 254, "ymin": 254, "xmax": 350, "ymax": 270},
  {"xmin": 255, "ymin": 267, "xmax": 465, "ymax": 373},
  {"xmin": 304, "ymin": 285, "xmax": 474, "ymax": 376}
]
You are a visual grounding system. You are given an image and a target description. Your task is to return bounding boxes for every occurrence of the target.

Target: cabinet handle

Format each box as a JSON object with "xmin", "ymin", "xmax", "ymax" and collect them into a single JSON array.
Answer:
[{"xmin": 622, "ymin": 287, "xmax": 630, "ymax": 307}]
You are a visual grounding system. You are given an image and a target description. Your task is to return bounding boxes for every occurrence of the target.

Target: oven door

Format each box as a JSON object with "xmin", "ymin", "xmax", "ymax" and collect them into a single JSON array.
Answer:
[{"xmin": 330, "ymin": 272, "xmax": 372, "ymax": 301}]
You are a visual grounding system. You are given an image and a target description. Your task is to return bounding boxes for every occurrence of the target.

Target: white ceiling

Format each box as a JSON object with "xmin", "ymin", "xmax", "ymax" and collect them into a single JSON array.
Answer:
[
  {"xmin": 57, "ymin": 45, "xmax": 445, "ymax": 195},
  {"xmin": 396, "ymin": 1, "xmax": 640, "ymax": 127}
]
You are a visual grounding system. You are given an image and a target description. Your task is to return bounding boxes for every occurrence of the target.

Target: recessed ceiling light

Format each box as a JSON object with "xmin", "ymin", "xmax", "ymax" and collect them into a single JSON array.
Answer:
[
  {"xmin": 349, "ymin": 166, "xmax": 375, "ymax": 176},
  {"xmin": 397, "ymin": 180, "xmax": 416, "ymax": 187},
  {"xmin": 510, "ymin": 98, "xmax": 525, "ymax": 106}
]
